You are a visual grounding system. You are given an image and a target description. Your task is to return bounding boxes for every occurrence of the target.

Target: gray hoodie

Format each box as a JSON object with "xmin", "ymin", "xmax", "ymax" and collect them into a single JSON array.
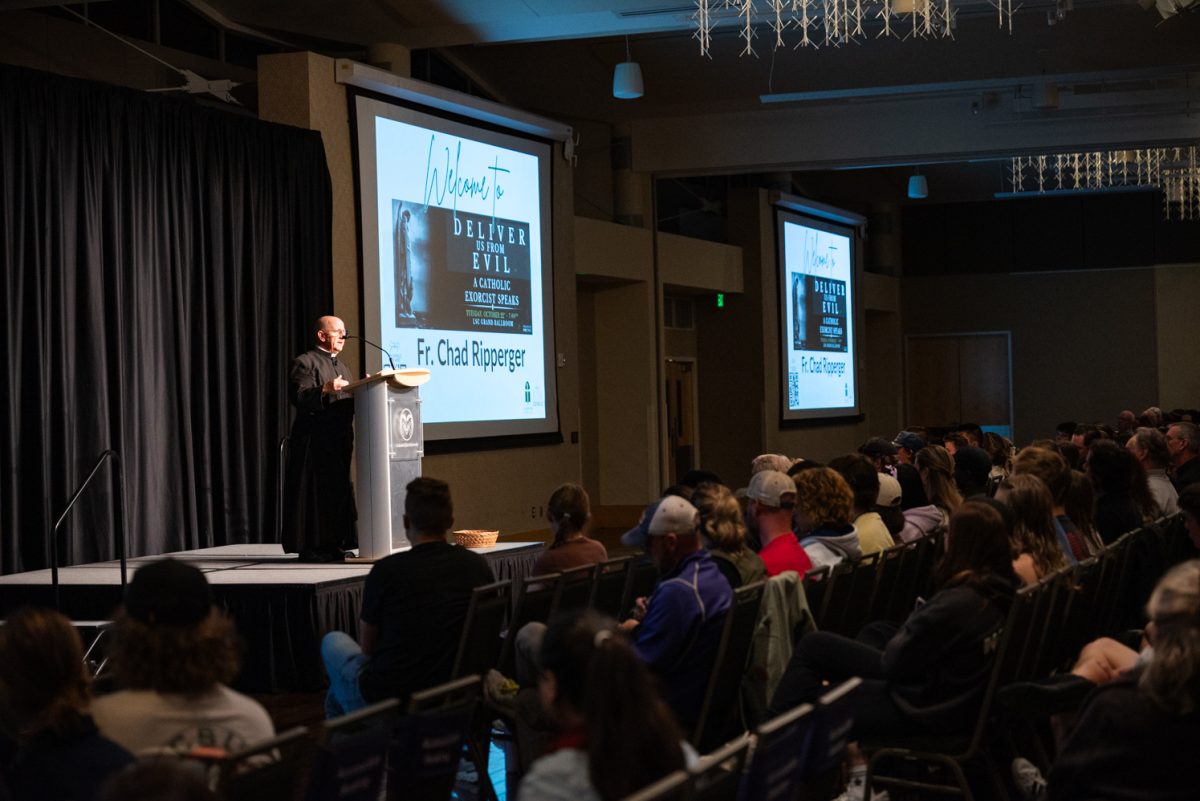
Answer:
[
  {"xmin": 799, "ymin": 525, "xmax": 862, "ymax": 570},
  {"xmin": 899, "ymin": 504, "xmax": 945, "ymax": 543}
]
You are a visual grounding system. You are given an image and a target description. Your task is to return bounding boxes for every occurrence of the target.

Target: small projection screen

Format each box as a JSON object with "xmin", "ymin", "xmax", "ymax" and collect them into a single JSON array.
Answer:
[
  {"xmin": 775, "ymin": 198, "xmax": 864, "ymax": 423},
  {"xmin": 352, "ymin": 92, "xmax": 559, "ymax": 443}
]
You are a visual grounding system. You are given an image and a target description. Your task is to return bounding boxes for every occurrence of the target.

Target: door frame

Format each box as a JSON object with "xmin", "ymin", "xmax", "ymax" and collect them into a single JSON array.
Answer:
[{"xmin": 903, "ymin": 331, "xmax": 1014, "ymax": 437}]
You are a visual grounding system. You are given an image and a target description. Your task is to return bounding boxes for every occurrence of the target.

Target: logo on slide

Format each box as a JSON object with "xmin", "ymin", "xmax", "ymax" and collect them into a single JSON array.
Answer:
[{"xmin": 524, "ymin": 381, "xmax": 531, "ymax": 403}]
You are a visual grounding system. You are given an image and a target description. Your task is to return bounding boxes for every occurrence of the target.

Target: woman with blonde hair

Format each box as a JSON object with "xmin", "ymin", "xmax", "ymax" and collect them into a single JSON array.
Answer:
[
  {"xmin": 792, "ymin": 467, "xmax": 862, "ymax": 569},
  {"xmin": 692, "ymin": 481, "xmax": 765, "ymax": 589},
  {"xmin": 532, "ymin": 483, "xmax": 607, "ymax": 575},
  {"xmin": 1000, "ymin": 474, "xmax": 1069, "ymax": 585},
  {"xmin": 0, "ymin": 607, "xmax": 133, "ymax": 800},
  {"xmin": 1047, "ymin": 559, "xmax": 1200, "ymax": 799},
  {"xmin": 915, "ymin": 444, "xmax": 963, "ymax": 525}
]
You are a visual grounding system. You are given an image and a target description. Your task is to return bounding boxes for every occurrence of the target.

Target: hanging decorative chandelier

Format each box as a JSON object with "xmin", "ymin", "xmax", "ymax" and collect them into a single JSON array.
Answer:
[
  {"xmin": 691, "ymin": 0, "xmax": 1015, "ymax": 56},
  {"xmin": 1008, "ymin": 146, "xmax": 1200, "ymax": 221}
]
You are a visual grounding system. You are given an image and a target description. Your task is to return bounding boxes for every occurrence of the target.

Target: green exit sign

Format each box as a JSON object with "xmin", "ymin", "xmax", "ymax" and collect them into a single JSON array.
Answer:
[{"xmin": 716, "ymin": 293, "xmax": 725, "ymax": 308}]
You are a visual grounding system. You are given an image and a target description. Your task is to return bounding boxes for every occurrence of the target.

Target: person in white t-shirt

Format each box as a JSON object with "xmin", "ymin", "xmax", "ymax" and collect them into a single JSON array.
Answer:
[{"xmin": 90, "ymin": 559, "xmax": 274, "ymax": 757}]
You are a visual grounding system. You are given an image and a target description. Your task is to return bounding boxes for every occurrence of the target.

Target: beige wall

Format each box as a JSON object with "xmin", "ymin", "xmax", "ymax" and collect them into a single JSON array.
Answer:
[
  {"xmin": 903, "ymin": 269, "xmax": 1161, "ymax": 442},
  {"xmin": 258, "ymin": 52, "xmax": 583, "ymax": 537},
  {"xmin": 1155, "ymin": 263, "xmax": 1200, "ymax": 411}
]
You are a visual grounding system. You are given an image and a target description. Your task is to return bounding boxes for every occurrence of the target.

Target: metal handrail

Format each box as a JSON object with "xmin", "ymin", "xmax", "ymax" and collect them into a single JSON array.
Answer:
[
  {"xmin": 50, "ymin": 450, "xmax": 128, "ymax": 611},
  {"xmin": 277, "ymin": 436, "xmax": 289, "ymax": 543}
]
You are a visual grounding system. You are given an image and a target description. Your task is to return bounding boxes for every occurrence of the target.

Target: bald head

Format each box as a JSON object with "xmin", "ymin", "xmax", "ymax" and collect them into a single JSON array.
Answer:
[{"xmin": 315, "ymin": 316, "xmax": 347, "ymax": 355}]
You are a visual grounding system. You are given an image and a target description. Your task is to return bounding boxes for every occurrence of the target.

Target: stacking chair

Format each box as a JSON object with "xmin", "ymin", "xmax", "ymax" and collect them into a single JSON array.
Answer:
[
  {"xmin": 305, "ymin": 698, "xmax": 400, "ymax": 801},
  {"xmin": 452, "ymin": 579, "xmax": 513, "ymax": 681},
  {"xmin": 691, "ymin": 735, "xmax": 752, "ymax": 801},
  {"xmin": 622, "ymin": 558, "xmax": 659, "ymax": 620},
  {"xmin": 866, "ymin": 543, "xmax": 908, "ymax": 623},
  {"xmin": 553, "ymin": 563, "xmax": 596, "ymax": 615},
  {"xmin": 389, "ymin": 675, "xmax": 483, "ymax": 801},
  {"xmin": 589, "ymin": 555, "xmax": 634, "ymax": 618},
  {"xmin": 801, "ymin": 566, "xmax": 832, "ymax": 630},
  {"xmin": 738, "ymin": 703, "xmax": 816, "ymax": 801},
  {"xmin": 615, "ymin": 771, "xmax": 691, "ymax": 801},
  {"xmin": 216, "ymin": 726, "xmax": 312, "ymax": 801},
  {"xmin": 821, "ymin": 553, "xmax": 880, "ymax": 638},
  {"xmin": 690, "ymin": 581, "xmax": 767, "ymax": 751},
  {"xmin": 862, "ymin": 578, "xmax": 1033, "ymax": 801},
  {"xmin": 496, "ymin": 573, "xmax": 559, "ymax": 677}
]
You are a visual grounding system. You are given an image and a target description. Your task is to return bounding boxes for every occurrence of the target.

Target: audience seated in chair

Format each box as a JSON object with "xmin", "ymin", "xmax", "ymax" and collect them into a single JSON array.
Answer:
[
  {"xmin": 90, "ymin": 559, "xmax": 274, "ymax": 757},
  {"xmin": 1044, "ymin": 559, "xmax": 1200, "ymax": 801},
  {"xmin": 516, "ymin": 612, "xmax": 694, "ymax": 801},
  {"xmin": 1087, "ymin": 441, "xmax": 1154, "ymax": 544},
  {"xmin": 619, "ymin": 496, "xmax": 732, "ymax": 730},
  {"xmin": 692, "ymin": 481, "xmax": 765, "ymax": 590},
  {"xmin": 1011, "ymin": 446, "xmax": 1090, "ymax": 562},
  {"xmin": 829, "ymin": 454, "xmax": 895, "ymax": 556},
  {"xmin": 321, "ymin": 476, "xmax": 494, "ymax": 717},
  {"xmin": 768, "ymin": 501, "xmax": 1018, "ymax": 800},
  {"xmin": 894, "ymin": 464, "xmax": 942, "ymax": 543},
  {"xmin": 746, "ymin": 471, "xmax": 813, "ymax": 577},
  {"xmin": 792, "ymin": 468, "xmax": 862, "ymax": 569},
  {"xmin": 98, "ymin": 760, "xmax": 218, "ymax": 801},
  {"xmin": 1127, "ymin": 427, "xmax": 1179, "ymax": 517},
  {"xmin": 531, "ymin": 483, "xmax": 607, "ymax": 576},
  {"xmin": 997, "ymin": 474, "xmax": 1069, "ymax": 585},
  {"xmin": 914, "ymin": 445, "xmax": 963, "ymax": 527},
  {"xmin": 0, "ymin": 607, "xmax": 133, "ymax": 801}
]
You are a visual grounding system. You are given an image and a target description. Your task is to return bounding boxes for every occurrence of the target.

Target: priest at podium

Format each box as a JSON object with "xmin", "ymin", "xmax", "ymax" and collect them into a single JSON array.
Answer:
[{"xmin": 282, "ymin": 315, "xmax": 358, "ymax": 562}]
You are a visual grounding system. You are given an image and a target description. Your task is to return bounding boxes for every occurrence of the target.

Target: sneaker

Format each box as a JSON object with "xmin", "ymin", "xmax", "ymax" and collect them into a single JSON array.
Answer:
[
  {"xmin": 833, "ymin": 767, "xmax": 890, "ymax": 801},
  {"xmin": 1012, "ymin": 757, "xmax": 1047, "ymax": 800}
]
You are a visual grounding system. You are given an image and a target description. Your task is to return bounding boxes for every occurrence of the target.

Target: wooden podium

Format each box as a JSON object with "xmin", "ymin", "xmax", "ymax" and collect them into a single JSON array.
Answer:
[{"xmin": 343, "ymin": 368, "xmax": 431, "ymax": 559}]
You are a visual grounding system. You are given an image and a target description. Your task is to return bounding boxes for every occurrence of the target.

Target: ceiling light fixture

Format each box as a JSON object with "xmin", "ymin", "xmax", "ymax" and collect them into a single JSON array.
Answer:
[
  {"xmin": 1006, "ymin": 146, "xmax": 1199, "ymax": 220},
  {"xmin": 612, "ymin": 36, "xmax": 644, "ymax": 100}
]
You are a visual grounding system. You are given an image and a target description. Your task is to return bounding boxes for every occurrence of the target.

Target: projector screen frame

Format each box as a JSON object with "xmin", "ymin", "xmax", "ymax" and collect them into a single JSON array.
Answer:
[
  {"xmin": 772, "ymin": 193, "xmax": 867, "ymax": 429},
  {"xmin": 346, "ymin": 82, "xmax": 565, "ymax": 449}
]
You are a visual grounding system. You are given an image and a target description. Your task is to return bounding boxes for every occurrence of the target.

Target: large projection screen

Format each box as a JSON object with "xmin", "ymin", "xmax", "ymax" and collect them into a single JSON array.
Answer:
[
  {"xmin": 352, "ymin": 92, "xmax": 559, "ymax": 443},
  {"xmin": 775, "ymin": 200, "xmax": 864, "ymax": 423}
]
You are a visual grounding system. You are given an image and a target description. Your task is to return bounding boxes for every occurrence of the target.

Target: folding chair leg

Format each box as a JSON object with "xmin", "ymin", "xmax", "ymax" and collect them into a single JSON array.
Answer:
[{"xmin": 465, "ymin": 731, "xmax": 500, "ymax": 801}]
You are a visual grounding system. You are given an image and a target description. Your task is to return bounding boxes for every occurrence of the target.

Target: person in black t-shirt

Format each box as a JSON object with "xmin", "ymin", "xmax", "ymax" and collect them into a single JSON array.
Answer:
[{"xmin": 320, "ymin": 477, "xmax": 494, "ymax": 717}]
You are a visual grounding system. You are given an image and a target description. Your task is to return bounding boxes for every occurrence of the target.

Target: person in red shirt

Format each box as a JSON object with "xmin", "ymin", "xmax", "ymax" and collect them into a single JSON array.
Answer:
[{"xmin": 747, "ymin": 470, "xmax": 813, "ymax": 577}]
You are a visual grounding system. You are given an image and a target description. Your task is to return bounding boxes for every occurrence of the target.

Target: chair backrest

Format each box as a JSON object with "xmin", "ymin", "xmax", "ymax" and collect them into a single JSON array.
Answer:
[
  {"xmin": 590, "ymin": 556, "xmax": 634, "ymax": 617},
  {"xmin": 821, "ymin": 553, "xmax": 880, "ymax": 638},
  {"xmin": 553, "ymin": 563, "xmax": 596, "ymax": 616},
  {"xmin": 623, "ymin": 558, "xmax": 660, "ymax": 620},
  {"xmin": 217, "ymin": 726, "xmax": 312, "ymax": 801},
  {"xmin": 866, "ymin": 543, "xmax": 908, "ymax": 623},
  {"xmin": 615, "ymin": 770, "xmax": 691, "ymax": 801},
  {"xmin": 801, "ymin": 566, "xmax": 832, "ymax": 630},
  {"xmin": 305, "ymin": 699, "xmax": 401, "ymax": 801},
  {"xmin": 451, "ymin": 580, "xmax": 512, "ymax": 680},
  {"xmin": 691, "ymin": 735, "xmax": 752, "ymax": 801},
  {"xmin": 496, "ymin": 573, "xmax": 559, "ymax": 675},
  {"xmin": 691, "ymin": 581, "xmax": 767, "ymax": 751},
  {"xmin": 739, "ymin": 703, "xmax": 816, "ymax": 801},
  {"xmin": 804, "ymin": 677, "xmax": 862, "ymax": 779},
  {"xmin": 389, "ymin": 675, "xmax": 482, "ymax": 801}
]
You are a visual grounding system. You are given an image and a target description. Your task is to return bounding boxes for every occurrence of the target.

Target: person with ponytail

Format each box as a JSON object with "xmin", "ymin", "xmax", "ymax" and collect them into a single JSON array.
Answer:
[
  {"xmin": 914, "ymin": 444, "xmax": 963, "ymax": 526},
  {"xmin": 516, "ymin": 612, "xmax": 690, "ymax": 801},
  {"xmin": 531, "ymin": 483, "xmax": 608, "ymax": 575},
  {"xmin": 1047, "ymin": 560, "xmax": 1200, "ymax": 800}
]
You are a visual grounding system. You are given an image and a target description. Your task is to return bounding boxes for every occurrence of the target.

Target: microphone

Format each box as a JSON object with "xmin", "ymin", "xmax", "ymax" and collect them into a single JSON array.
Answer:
[{"xmin": 344, "ymin": 333, "xmax": 396, "ymax": 370}]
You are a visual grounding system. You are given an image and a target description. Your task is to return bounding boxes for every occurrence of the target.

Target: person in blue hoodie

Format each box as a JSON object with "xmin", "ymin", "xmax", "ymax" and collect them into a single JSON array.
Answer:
[{"xmin": 620, "ymin": 495, "xmax": 733, "ymax": 729}]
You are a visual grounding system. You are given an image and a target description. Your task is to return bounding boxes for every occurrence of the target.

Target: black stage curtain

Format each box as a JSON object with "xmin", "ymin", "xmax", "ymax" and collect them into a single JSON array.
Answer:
[{"xmin": 0, "ymin": 65, "xmax": 333, "ymax": 574}]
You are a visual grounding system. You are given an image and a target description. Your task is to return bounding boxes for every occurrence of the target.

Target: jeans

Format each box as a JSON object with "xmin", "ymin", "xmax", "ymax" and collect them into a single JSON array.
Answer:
[
  {"xmin": 768, "ymin": 630, "xmax": 909, "ymax": 738},
  {"xmin": 322, "ymin": 631, "xmax": 368, "ymax": 719}
]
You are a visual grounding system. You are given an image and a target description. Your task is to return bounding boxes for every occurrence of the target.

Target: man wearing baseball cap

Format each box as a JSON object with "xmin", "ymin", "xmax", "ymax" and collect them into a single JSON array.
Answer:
[
  {"xmin": 620, "ymin": 495, "xmax": 732, "ymax": 728},
  {"xmin": 747, "ymin": 471, "xmax": 813, "ymax": 577},
  {"xmin": 893, "ymin": 431, "xmax": 927, "ymax": 465}
]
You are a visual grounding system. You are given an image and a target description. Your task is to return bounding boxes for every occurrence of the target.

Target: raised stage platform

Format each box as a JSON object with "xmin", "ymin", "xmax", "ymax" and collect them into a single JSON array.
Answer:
[{"xmin": 0, "ymin": 541, "xmax": 544, "ymax": 693}]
